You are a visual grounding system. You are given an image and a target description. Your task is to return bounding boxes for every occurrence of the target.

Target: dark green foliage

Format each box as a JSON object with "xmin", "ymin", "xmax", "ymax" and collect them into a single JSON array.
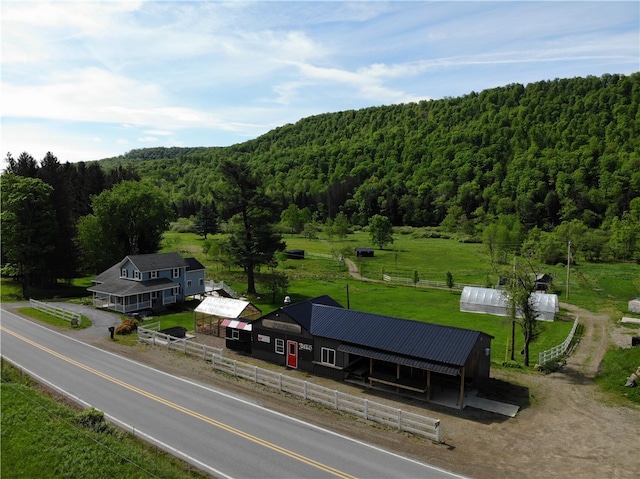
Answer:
[
  {"xmin": 217, "ymin": 158, "xmax": 286, "ymax": 294},
  {"xmin": 0, "ymin": 174, "xmax": 57, "ymax": 297},
  {"xmin": 115, "ymin": 74, "xmax": 639, "ymax": 239},
  {"xmin": 194, "ymin": 201, "xmax": 218, "ymax": 239},
  {"xmin": 446, "ymin": 271, "xmax": 454, "ymax": 289},
  {"xmin": 77, "ymin": 181, "xmax": 173, "ymax": 270},
  {"xmin": 76, "ymin": 408, "xmax": 111, "ymax": 434}
]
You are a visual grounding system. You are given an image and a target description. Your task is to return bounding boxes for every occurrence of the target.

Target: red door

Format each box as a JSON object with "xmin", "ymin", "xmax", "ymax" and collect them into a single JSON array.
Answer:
[{"xmin": 286, "ymin": 340, "xmax": 298, "ymax": 369}]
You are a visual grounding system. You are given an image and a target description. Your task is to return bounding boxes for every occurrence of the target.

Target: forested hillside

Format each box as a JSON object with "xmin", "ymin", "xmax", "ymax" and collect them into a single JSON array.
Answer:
[{"xmin": 106, "ymin": 73, "xmax": 639, "ymax": 232}]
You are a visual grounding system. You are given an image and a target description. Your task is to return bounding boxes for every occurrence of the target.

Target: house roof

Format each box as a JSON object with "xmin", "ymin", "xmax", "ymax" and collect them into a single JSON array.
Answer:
[
  {"xmin": 124, "ymin": 252, "xmax": 188, "ymax": 272},
  {"xmin": 278, "ymin": 295, "xmax": 343, "ymax": 331},
  {"xmin": 87, "ymin": 274, "xmax": 177, "ymax": 296},
  {"xmin": 307, "ymin": 304, "xmax": 489, "ymax": 368},
  {"xmin": 185, "ymin": 257, "xmax": 206, "ymax": 271},
  {"xmin": 194, "ymin": 296, "xmax": 257, "ymax": 318}
]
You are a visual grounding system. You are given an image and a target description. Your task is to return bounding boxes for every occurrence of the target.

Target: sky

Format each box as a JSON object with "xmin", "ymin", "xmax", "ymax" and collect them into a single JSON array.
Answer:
[{"xmin": 1, "ymin": 0, "xmax": 639, "ymax": 165}]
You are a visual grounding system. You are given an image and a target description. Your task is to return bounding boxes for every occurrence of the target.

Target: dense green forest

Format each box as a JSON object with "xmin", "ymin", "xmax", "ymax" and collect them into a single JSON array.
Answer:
[
  {"xmin": 3, "ymin": 74, "xmax": 639, "ymax": 292},
  {"xmin": 102, "ymin": 73, "xmax": 639, "ymax": 233}
]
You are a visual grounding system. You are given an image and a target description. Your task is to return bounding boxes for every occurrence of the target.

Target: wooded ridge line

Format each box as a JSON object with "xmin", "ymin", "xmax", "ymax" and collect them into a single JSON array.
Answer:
[{"xmin": 98, "ymin": 73, "xmax": 639, "ymax": 233}]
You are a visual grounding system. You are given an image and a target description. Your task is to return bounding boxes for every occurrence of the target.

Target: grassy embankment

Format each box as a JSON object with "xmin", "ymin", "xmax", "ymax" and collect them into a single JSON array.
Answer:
[{"xmin": 0, "ymin": 360, "xmax": 208, "ymax": 479}]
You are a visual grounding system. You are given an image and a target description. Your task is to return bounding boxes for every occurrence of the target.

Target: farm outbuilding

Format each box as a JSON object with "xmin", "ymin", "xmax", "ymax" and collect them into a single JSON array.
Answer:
[
  {"xmin": 355, "ymin": 247, "xmax": 374, "ymax": 257},
  {"xmin": 193, "ymin": 296, "xmax": 261, "ymax": 336},
  {"xmin": 285, "ymin": 249, "xmax": 305, "ymax": 260},
  {"xmin": 460, "ymin": 287, "xmax": 559, "ymax": 321},
  {"xmin": 250, "ymin": 295, "xmax": 493, "ymax": 409}
]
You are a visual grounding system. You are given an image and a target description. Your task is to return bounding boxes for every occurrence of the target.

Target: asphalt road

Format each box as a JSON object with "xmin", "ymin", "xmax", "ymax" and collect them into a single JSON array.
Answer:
[{"xmin": 1, "ymin": 308, "xmax": 468, "ymax": 479}]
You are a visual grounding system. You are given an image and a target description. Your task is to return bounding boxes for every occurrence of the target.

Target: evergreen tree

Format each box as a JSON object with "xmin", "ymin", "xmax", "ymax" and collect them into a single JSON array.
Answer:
[
  {"xmin": 194, "ymin": 201, "xmax": 218, "ymax": 239},
  {"xmin": 1, "ymin": 174, "xmax": 57, "ymax": 297},
  {"xmin": 218, "ymin": 158, "xmax": 285, "ymax": 295}
]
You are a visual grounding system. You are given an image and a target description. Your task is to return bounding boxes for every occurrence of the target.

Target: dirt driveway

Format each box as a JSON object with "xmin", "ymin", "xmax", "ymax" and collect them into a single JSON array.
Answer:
[{"xmin": 8, "ymin": 301, "xmax": 640, "ymax": 479}]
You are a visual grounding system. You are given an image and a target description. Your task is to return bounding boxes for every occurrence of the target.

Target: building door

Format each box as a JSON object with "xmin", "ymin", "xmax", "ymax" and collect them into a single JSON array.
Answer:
[{"xmin": 286, "ymin": 340, "xmax": 298, "ymax": 369}]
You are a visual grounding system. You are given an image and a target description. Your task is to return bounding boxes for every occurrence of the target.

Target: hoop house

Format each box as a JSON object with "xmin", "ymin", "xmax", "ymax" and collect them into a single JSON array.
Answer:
[{"xmin": 460, "ymin": 287, "xmax": 558, "ymax": 321}]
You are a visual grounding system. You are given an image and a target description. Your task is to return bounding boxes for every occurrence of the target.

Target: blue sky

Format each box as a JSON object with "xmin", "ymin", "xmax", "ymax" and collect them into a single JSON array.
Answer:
[{"xmin": 2, "ymin": 1, "xmax": 638, "ymax": 164}]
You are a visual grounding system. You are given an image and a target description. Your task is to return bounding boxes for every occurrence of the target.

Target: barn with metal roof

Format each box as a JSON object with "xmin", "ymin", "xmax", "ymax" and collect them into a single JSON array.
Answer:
[{"xmin": 250, "ymin": 295, "xmax": 493, "ymax": 409}]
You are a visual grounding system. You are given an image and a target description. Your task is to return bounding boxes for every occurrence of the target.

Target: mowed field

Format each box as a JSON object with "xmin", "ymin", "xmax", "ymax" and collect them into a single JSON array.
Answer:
[{"xmin": 160, "ymin": 229, "xmax": 639, "ymax": 369}]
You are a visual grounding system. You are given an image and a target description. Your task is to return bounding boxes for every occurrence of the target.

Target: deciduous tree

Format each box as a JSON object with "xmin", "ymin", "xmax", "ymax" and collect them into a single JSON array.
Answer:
[{"xmin": 368, "ymin": 214, "xmax": 394, "ymax": 249}]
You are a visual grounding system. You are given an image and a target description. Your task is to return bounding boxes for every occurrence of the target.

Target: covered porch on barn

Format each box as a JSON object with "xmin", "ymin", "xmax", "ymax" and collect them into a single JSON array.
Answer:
[{"xmin": 339, "ymin": 344, "xmax": 468, "ymax": 409}]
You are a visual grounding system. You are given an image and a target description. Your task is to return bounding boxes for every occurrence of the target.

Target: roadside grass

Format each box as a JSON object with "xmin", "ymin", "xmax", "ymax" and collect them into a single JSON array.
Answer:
[
  {"xmin": 0, "ymin": 360, "xmax": 208, "ymax": 479},
  {"xmin": 594, "ymin": 346, "xmax": 640, "ymax": 404},
  {"xmin": 17, "ymin": 307, "xmax": 92, "ymax": 330}
]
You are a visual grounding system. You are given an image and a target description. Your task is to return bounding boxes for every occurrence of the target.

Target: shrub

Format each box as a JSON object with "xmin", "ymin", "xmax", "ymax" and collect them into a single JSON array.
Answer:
[{"xmin": 115, "ymin": 319, "xmax": 137, "ymax": 335}]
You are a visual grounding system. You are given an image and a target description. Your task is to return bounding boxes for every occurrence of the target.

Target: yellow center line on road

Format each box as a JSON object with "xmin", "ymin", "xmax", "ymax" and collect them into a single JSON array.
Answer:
[{"xmin": 1, "ymin": 326, "xmax": 358, "ymax": 479}]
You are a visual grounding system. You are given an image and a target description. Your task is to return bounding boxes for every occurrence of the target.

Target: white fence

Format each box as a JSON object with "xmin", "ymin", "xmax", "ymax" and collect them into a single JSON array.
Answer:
[
  {"xmin": 538, "ymin": 317, "xmax": 580, "ymax": 365},
  {"xmin": 29, "ymin": 298, "xmax": 81, "ymax": 326},
  {"xmin": 210, "ymin": 354, "xmax": 441, "ymax": 442},
  {"xmin": 138, "ymin": 326, "xmax": 223, "ymax": 360},
  {"xmin": 137, "ymin": 326, "xmax": 441, "ymax": 442},
  {"xmin": 382, "ymin": 274, "xmax": 481, "ymax": 291}
]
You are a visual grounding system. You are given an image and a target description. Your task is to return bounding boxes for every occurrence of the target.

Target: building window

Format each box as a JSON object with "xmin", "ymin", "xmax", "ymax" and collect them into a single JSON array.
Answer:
[
  {"xmin": 151, "ymin": 291, "xmax": 157, "ymax": 299},
  {"xmin": 151, "ymin": 270, "xmax": 158, "ymax": 279},
  {"xmin": 321, "ymin": 347, "xmax": 336, "ymax": 366},
  {"xmin": 121, "ymin": 268, "xmax": 128, "ymax": 278},
  {"xmin": 187, "ymin": 280, "xmax": 192, "ymax": 288},
  {"xmin": 134, "ymin": 270, "xmax": 141, "ymax": 280},
  {"xmin": 199, "ymin": 278, "xmax": 204, "ymax": 286},
  {"xmin": 275, "ymin": 338, "xmax": 285, "ymax": 355},
  {"xmin": 172, "ymin": 268, "xmax": 180, "ymax": 278},
  {"xmin": 173, "ymin": 287, "xmax": 179, "ymax": 295},
  {"xmin": 231, "ymin": 329, "xmax": 239, "ymax": 340}
]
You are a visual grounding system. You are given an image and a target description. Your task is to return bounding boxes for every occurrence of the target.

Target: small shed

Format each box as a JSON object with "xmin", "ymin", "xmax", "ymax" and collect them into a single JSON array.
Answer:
[
  {"xmin": 193, "ymin": 296, "xmax": 261, "ymax": 336},
  {"xmin": 355, "ymin": 247, "xmax": 374, "ymax": 257},
  {"xmin": 285, "ymin": 249, "xmax": 305, "ymax": 260},
  {"xmin": 460, "ymin": 287, "xmax": 559, "ymax": 321},
  {"xmin": 535, "ymin": 274, "xmax": 553, "ymax": 292}
]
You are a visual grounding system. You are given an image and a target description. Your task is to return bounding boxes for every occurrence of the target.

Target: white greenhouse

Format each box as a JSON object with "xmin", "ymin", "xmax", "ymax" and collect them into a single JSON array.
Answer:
[{"xmin": 460, "ymin": 286, "xmax": 559, "ymax": 321}]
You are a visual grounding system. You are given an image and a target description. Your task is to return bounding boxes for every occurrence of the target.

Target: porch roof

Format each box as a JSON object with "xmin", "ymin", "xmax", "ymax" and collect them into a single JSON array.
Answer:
[
  {"xmin": 88, "ymin": 277, "xmax": 178, "ymax": 297},
  {"xmin": 338, "ymin": 344, "xmax": 461, "ymax": 376}
]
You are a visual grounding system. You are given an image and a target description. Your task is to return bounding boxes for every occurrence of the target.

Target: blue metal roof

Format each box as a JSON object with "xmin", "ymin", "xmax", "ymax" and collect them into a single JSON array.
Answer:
[{"xmin": 309, "ymin": 304, "xmax": 489, "ymax": 367}]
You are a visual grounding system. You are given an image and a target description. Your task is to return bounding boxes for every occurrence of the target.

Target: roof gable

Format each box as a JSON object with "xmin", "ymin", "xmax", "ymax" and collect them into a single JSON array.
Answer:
[
  {"xmin": 309, "ymin": 305, "xmax": 489, "ymax": 367},
  {"xmin": 194, "ymin": 296, "xmax": 260, "ymax": 318},
  {"xmin": 279, "ymin": 295, "xmax": 343, "ymax": 331}
]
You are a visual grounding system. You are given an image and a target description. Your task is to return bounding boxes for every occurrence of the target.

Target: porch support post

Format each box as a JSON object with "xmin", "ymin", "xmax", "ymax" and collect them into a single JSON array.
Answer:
[
  {"xmin": 427, "ymin": 370, "xmax": 431, "ymax": 400},
  {"xmin": 458, "ymin": 366, "xmax": 465, "ymax": 410}
]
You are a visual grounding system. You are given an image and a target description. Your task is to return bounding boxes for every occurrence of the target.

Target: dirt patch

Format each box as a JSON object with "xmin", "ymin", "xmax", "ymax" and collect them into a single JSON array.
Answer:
[{"xmin": 94, "ymin": 307, "xmax": 640, "ymax": 479}]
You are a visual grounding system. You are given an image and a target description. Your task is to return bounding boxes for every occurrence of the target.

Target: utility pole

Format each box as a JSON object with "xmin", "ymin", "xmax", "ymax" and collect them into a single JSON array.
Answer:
[{"xmin": 566, "ymin": 240, "xmax": 572, "ymax": 300}]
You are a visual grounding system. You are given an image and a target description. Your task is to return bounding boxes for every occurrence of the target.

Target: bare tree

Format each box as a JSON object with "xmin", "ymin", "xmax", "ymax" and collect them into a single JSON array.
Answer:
[{"xmin": 502, "ymin": 258, "xmax": 540, "ymax": 366}]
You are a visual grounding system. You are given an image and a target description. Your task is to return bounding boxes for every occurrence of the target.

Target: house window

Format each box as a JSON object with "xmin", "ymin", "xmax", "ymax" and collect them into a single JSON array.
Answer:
[
  {"xmin": 321, "ymin": 347, "xmax": 336, "ymax": 366},
  {"xmin": 134, "ymin": 270, "xmax": 141, "ymax": 280},
  {"xmin": 151, "ymin": 292, "xmax": 157, "ymax": 299},
  {"xmin": 173, "ymin": 287, "xmax": 179, "ymax": 295},
  {"xmin": 231, "ymin": 329, "xmax": 239, "ymax": 340},
  {"xmin": 172, "ymin": 268, "xmax": 180, "ymax": 278},
  {"xmin": 275, "ymin": 338, "xmax": 285, "ymax": 355},
  {"xmin": 121, "ymin": 268, "xmax": 128, "ymax": 278},
  {"xmin": 151, "ymin": 270, "xmax": 158, "ymax": 279},
  {"xmin": 199, "ymin": 278, "xmax": 204, "ymax": 286},
  {"xmin": 187, "ymin": 280, "xmax": 192, "ymax": 288}
]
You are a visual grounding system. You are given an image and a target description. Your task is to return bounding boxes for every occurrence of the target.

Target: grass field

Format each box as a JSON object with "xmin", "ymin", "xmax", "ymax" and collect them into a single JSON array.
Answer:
[{"xmin": 0, "ymin": 360, "xmax": 208, "ymax": 479}]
